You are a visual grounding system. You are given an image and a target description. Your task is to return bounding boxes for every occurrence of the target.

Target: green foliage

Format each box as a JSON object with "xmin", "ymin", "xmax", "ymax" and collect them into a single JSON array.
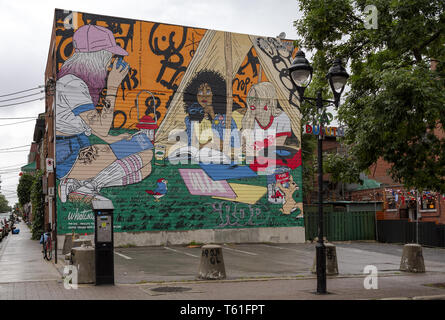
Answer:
[
  {"xmin": 0, "ymin": 194, "xmax": 11, "ymax": 213},
  {"xmin": 301, "ymin": 134, "xmax": 317, "ymax": 203},
  {"xmin": 17, "ymin": 174, "xmax": 35, "ymax": 206},
  {"xmin": 295, "ymin": 0, "xmax": 445, "ymax": 192},
  {"xmin": 30, "ymin": 171, "xmax": 44, "ymax": 240},
  {"xmin": 324, "ymin": 151, "xmax": 363, "ymax": 184}
]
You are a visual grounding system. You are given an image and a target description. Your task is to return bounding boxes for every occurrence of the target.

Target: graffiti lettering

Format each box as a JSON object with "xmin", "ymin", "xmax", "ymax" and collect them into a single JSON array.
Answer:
[
  {"xmin": 233, "ymin": 78, "xmax": 251, "ymax": 95},
  {"xmin": 233, "ymin": 48, "xmax": 260, "ymax": 108},
  {"xmin": 211, "ymin": 201, "xmax": 265, "ymax": 227},
  {"xmin": 237, "ymin": 48, "xmax": 260, "ymax": 77},
  {"xmin": 149, "ymin": 23, "xmax": 188, "ymax": 92},
  {"xmin": 55, "ymin": 11, "xmax": 136, "ymax": 69},
  {"xmin": 120, "ymin": 68, "xmax": 140, "ymax": 100},
  {"xmin": 255, "ymin": 37, "xmax": 298, "ymax": 109},
  {"xmin": 144, "ymin": 94, "xmax": 161, "ymax": 120},
  {"xmin": 67, "ymin": 209, "xmax": 94, "ymax": 221},
  {"xmin": 202, "ymin": 248, "xmax": 222, "ymax": 265},
  {"xmin": 111, "ymin": 110, "xmax": 127, "ymax": 129}
]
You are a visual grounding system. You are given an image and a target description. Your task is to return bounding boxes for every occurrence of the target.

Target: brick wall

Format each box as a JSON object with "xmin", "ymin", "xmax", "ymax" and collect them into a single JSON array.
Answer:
[{"xmin": 47, "ymin": 9, "xmax": 305, "ymax": 240}]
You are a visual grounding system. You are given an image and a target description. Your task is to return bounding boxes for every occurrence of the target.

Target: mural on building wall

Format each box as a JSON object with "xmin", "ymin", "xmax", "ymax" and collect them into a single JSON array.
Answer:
[{"xmin": 53, "ymin": 9, "xmax": 304, "ymax": 234}]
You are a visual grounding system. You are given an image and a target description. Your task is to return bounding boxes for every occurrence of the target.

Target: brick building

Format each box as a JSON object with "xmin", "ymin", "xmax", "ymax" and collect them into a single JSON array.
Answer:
[
  {"xmin": 43, "ymin": 9, "xmax": 305, "ymax": 246},
  {"xmin": 314, "ymin": 136, "xmax": 445, "ymax": 225}
]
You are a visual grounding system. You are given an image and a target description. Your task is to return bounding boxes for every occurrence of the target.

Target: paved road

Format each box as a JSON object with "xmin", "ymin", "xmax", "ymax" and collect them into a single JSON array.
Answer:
[{"xmin": 105, "ymin": 242, "xmax": 445, "ymax": 284}]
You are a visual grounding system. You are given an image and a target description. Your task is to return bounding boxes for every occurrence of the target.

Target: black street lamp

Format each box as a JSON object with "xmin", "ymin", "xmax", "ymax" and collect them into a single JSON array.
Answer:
[{"xmin": 288, "ymin": 50, "xmax": 349, "ymax": 294}]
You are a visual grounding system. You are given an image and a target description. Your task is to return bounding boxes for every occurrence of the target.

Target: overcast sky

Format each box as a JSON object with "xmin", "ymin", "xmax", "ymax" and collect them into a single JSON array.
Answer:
[{"xmin": 0, "ymin": 0, "xmax": 303, "ymax": 206}]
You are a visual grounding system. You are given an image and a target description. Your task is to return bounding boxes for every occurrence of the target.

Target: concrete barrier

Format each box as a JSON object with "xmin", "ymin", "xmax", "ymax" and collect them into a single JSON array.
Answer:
[
  {"xmin": 72, "ymin": 238, "xmax": 92, "ymax": 248},
  {"xmin": 71, "ymin": 246, "xmax": 95, "ymax": 284},
  {"xmin": 311, "ymin": 243, "xmax": 339, "ymax": 275},
  {"xmin": 62, "ymin": 233, "xmax": 80, "ymax": 255},
  {"xmin": 400, "ymin": 243, "xmax": 425, "ymax": 273},
  {"xmin": 197, "ymin": 244, "xmax": 226, "ymax": 280}
]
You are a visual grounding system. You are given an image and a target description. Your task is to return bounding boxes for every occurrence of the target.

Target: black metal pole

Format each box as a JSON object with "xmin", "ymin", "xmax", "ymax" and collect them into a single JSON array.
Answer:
[{"xmin": 315, "ymin": 89, "xmax": 327, "ymax": 294}]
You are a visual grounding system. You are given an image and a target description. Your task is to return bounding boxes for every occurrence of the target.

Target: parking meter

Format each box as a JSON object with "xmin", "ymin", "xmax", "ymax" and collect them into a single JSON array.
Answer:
[{"xmin": 92, "ymin": 200, "xmax": 114, "ymax": 285}]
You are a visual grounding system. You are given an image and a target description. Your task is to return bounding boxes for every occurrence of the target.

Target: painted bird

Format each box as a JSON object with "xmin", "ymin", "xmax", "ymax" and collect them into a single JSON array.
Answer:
[{"xmin": 145, "ymin": 178, "xmax": 168, "ymax": 201}]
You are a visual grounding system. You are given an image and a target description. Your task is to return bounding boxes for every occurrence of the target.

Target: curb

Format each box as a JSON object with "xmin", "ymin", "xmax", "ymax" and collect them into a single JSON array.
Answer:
[
  {"xmin": 115, "ymin": 272, "xmax": 410, "ymax": 287},
  {"xmin": 381, "ymin": 294, "xmax": 445, "ymax": 300}
]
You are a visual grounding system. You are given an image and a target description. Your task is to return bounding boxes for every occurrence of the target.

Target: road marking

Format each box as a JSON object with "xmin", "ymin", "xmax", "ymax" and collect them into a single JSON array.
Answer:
[
  {"xmin": 260, "ymin": 244, "xmax": 308, "ymax": 253},
  {"xmin": 260, "ymin": 244, "xmax": 288, "ymax": 250},
  {"xmin": 115, "ymin": 251, "xmax": 132, "ymax": 260},
  {"xmin": 163, "ymin": 246, "xmax": 199, "ymax": 258},
  {"xmin": 223, "ymin": 244, "xmax": 258, "ymax": 256}
]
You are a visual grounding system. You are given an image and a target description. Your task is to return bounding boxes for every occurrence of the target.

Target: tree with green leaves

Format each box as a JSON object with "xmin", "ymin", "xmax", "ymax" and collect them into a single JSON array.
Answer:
[
  {"xmin": 0, "ymin": 194, "xmax": 11, "ymax": 213},
  {"xmin": 30, "ymin": 170, "xmax": 44, "ymax": 240},
  {"xmin": 17, "ymin": 173, "xmax": 35, "ymax": 206},
  {"xmin": 294, "ymin": 0, "xmax": 445, "ymax": 192}
]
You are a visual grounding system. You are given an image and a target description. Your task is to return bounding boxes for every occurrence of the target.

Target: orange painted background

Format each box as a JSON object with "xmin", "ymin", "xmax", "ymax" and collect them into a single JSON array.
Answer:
[{"xmin": 54, "ymin": 11, "xmax": 294, "ymax": 131}]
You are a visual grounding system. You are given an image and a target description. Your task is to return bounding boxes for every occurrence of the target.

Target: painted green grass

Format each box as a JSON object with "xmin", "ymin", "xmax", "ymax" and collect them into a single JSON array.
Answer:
[{"xmin": 57, "ymin": 129, "xmax": 304, "ymax": 234}]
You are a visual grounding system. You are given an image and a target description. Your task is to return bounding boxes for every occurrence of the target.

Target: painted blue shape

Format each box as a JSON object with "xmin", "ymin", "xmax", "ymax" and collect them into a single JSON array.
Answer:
[
  {"xmin": 199, "ymin": 163, "xmax": 258, "ymax": 181},
  {"xmin": 109, "ymin": 132, "xmax": 154, "ymax": 160},
  {"xmin": 274, "ymin": 149, "xmax": 292, "ymax": 157}
]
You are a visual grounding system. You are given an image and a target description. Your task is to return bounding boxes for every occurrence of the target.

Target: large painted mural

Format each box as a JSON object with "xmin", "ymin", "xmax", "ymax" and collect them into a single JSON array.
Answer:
[{"xmin": 52, "ymin": 9, "xmax": 303, "ymax": 234}]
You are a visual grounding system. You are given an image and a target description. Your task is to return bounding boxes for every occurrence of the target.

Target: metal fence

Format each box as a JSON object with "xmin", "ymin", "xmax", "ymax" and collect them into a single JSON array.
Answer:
[
  {"xmin": 304, "ymin": 208, "xmax": 376, "ymax": 241},
  {"xmin": 377, "ymin": 220, "xmax": 445, "ymax": 248}
]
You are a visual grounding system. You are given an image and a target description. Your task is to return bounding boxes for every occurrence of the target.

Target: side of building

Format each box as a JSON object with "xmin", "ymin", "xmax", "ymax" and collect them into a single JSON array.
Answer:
[{"xmin": 43, "ymin": 9, "xmax": 305, "ymax": 246}]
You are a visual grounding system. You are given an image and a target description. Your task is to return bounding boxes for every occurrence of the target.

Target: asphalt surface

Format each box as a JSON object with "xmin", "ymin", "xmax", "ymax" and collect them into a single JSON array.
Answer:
[
  {"xmin": 2, "ymin": 221, "xmax": 445, "ymax": 300},
  {"xmin": 107, "ymin": 241, "xmax": 445, "ymax": 284}
]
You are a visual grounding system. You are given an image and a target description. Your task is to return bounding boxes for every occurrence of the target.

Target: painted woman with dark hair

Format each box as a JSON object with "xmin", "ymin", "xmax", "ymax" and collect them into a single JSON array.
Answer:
[{"xmin": 183, "ymin": 70, "xmax": 239, "ymax": 150}]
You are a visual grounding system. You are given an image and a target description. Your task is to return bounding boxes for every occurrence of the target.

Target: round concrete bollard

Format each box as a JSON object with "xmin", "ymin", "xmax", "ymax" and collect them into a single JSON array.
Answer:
[
  {"xmin": 197, "ymin": 245, "xmax": 226, "ymax": 280},
  {"xmin": 400, "ymin": 244, "xmax": 425, "ymax": 273},
  {"xmin": 311, "ymin": 243, "xmax": 339, "ymax": 275},
  {"xmin": 71, "ymin": 246, "xmax": 95, "ymax": 284}
]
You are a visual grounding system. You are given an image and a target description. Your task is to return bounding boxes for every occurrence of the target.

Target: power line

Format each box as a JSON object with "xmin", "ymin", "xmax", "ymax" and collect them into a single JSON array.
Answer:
[
  {"xmin": 0, "ymin": 86, "xmax": 44, "ymax": 98},
  {"xmin": 0, "ymin": 119, "xmax": 36, "ymax": 127},
  {"xmin": 0, "ymin": 117, "xmax": 38, "ymax": 120},
  {"xmin": 0, "ymin": 172, "xmax": 21, "ymax": 176},
  {"xmin": 0, "ymin": 163, "xmax": 27, "ymax": 169},
  {"xmin": 0, "ymin": 97, "xmax": 44, "ymax": 108},
  {"xmin": 0, "ymin": 91, "xmax": 44, "ymax": 103},
  {"xmin": 0, "ymin": 149, "xmax": 29, "ymax": 153},
  {"xmin": 0, "ymin": 145, "xmax": 30, "ymax": 151},
  {"xmin": 0, "ymin": 168, "xmax": 26, "ymax": 172}
]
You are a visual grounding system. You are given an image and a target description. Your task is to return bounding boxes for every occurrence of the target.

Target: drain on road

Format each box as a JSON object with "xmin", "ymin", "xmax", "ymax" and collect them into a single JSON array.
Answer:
[{"xmin": 151, "ymin": 286, "xmax": 193, "ymax": 293}]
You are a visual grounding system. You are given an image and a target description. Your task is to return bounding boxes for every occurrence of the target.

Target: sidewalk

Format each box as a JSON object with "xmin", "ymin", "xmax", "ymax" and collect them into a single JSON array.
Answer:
[
  {"xmin": 1, "ymin": 272, "xmax": 445, "ymax": 300},
  {"xmin": 0, "ymin": 222, "xmax": 60, "ymax": 284},
  {"xmin": 1, "ymin": 225, "xmax": 445, "ymax": 300}
]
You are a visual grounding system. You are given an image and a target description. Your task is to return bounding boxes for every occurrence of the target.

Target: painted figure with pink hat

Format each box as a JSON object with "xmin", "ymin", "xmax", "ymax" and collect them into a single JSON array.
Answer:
[{"xmin": 55, "ymin": 24, "xmax": 154, "ymax": 203}]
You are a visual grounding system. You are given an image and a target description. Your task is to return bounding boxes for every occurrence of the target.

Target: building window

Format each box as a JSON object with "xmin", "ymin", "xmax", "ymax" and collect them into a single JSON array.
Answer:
[
  {"xmin": 420, "ymin": 192, "xmax": 437, "ymax": 211},
  {"xmin": 386, "ymin": 196, "xmax": 397, "ymax": 210}
]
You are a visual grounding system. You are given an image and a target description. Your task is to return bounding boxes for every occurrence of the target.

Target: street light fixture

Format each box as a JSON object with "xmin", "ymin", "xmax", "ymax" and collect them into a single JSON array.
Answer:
[
  {"xmin": 288, "ymin": 50, "xmax": 349, "ymax": 294},
  {"xmin": 327, "ymin": 58, "xmax": 349, "ymax": 108}
]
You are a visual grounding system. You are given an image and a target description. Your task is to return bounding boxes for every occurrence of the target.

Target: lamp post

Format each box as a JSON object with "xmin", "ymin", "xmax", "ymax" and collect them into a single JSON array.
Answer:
[{"xmin": 288, "ymin": 50, "xmax": 349, "ymax": 294}]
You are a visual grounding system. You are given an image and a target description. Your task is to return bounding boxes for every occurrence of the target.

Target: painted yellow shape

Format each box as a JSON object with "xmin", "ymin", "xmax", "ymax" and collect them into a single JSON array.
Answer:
[{"xmin": 212, "ymin": 183, "xmax": 267, "ymax": 205}]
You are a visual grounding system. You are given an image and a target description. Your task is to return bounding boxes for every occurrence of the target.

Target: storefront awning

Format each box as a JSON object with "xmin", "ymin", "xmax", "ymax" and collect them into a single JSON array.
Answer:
[
  {"xmin": 21, "ymin": 161, "xmax": 36, "ymax": 172},
  {"xmin": 355, "ymin": 177, "xmax": 381, "ymax": 190}
]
